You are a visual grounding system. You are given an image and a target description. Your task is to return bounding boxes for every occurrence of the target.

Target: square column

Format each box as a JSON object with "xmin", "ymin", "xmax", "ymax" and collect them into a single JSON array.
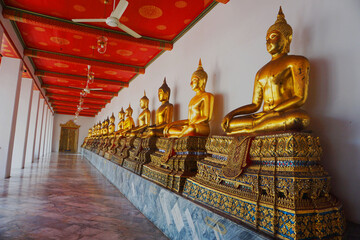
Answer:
[
  {"xmin": 34, "ymin": 99, "xmax": 44, "ymax": 160},
  {"xmin": 40, "ymin": 106, "xmax": 49, "ymax": 157},
  {"xmin": 24, "ymin": 90, "xmax": 40, "ymax": 167},
  {"xmin": 12, "ymin": 78, "xmax": 34, "ymax": 169},
  {"xmin": 43, "ymin": 108, "xmax": 51, "ymax": 156},
  {"xmin": 0, "ymin": 57, "xmax": 24, "ymax": 178},
  {"xmin": 47, "ymin": 113, "xmax": 54, "ymax": 154}
]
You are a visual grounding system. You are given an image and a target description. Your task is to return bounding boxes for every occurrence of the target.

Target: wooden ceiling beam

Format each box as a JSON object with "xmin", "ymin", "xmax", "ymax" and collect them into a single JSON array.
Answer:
[
  {"xmin": 53, "ymin": 106, "xmax": 99, "ymax": 113},
  {"xmin": 51, "ymin": 102, "xmax": 102, "ymax": 110},
  {"xmin": 55, "ymin": 111, "xmax": 95, "ymax": 117},
  {"xmin": 25, "ymin": 48, "xmax": 144, "ymax": 74},
  {"xmin": 48, "ymin": 99, "xmax": 105, "ymax": 108},
  {"xmin": 42, "ymin": 84, "xmax": 118, "ymax": 96},
  {"xmin": 46, "ymin": 92, "xmax": 110, "ymax": 103},
  {"xmin": 215, "ymin": 0, "xmax": 230, "ymax": 3},
  {"xmin": 36, "ymin": 70, "xmax": 129, "ymax": 88},
  {"xmin": 3, "ymin": 7, "xmax": 173, "ymax": 51}
]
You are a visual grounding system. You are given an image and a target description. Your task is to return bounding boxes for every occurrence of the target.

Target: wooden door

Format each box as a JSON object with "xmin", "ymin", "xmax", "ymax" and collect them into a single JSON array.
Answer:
[{"xmin": 59, "ymin": 120, "xmax": 80, "ymax": 153}]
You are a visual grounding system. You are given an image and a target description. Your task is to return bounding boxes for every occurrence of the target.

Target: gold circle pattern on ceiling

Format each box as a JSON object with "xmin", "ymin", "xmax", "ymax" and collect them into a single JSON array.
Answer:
[
  {"xmin": 175, "ymin": 1, "xmax": 188, "ymax": 8},
  {"xmin": 104, "ymin": 70, "xmax": 117, "ymax": 75},
  {"xmin": 139, "ymin": 5, "xmax": 163, "ymax": 19},
  {"xmin": 73, "ymin": 5, "xmax": 86, "ymax": 12},
  {"xmin": 34, "ymin": 27, "xmax": 46, "ymax": 32},
  {"xmin": 73, "ymin": 35, "xmax": 83, "ymax": 39},
  {"xmin": 157, "ymin": 25, "xmax": 167, "ymax": 30},
  {"xmin": 116, "ymin": 49, "xmax": 133, "ymax": 56},
  {"xmin": 120, "ymin": 16, "xmax": 129, "ymax": 22},
  {"xmin": 50, "ymin": 37, "xmax": 70, "ymax": 45},
  {"xmin": 54, "ymin": 62, "xmax": 69, "ymax": 68}
]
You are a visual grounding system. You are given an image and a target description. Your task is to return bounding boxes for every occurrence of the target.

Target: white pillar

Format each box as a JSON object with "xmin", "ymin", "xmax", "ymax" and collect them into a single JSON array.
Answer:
[
  {"xmin": 40, "ymin": 106, "xmax": 49, "ymax": 157},
  {"xmin": 25, "ymin": 90, "xmax": 40, "ymax": 167},
  {"xmin": 49, "ymin": 114, "xmax": 54, "ymax": 153},
  {"xmin": 12, "ymin": 78, "xmax": 33, "ymax": 169},
  {"xmin": 0, "ymin": 56, "xmax": 24, "ymax": 178},
  {"xmin": 47, "ymin": 113, "xmax": 53, "ymax": 154},
  {"xmin": 44, "ymin": 108, "xmax": 50, "ymax": 156},
  {"xmin": 34, "ymin": 98, "xmax": 44, "ymax": 160}
]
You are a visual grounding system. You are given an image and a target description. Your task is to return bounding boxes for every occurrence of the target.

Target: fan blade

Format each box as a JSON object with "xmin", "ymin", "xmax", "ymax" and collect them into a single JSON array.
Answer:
[
  {"xmin": 70, "ymin": 86, "xmax": 85, "ymax": 90},
  {"xmin": 72, "ymin": 19, "xmax": 107, "ymax": 23},
  {"xmin": 89, "ymin": 88, "xmax": 103, "ymax": 91},
  {"xmin": 117, "ymin": 23, "xmax": 141, "ymax": 38},
  {"xmin": 82, "ymin": 107, "xmax": 90, "ymax": 110},
  {"xmin": 110, "ymin": 0, "xmax": 128, "ymax": 19}
]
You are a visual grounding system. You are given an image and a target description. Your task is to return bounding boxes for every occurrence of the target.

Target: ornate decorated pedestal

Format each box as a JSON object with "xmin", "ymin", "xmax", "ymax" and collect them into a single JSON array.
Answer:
[
  {"xmin": 104, "ymin": 135, "xmax": 120, "ymax": 160},
  {"xmin": 95, "ymin": 137, "xmax": 105, "ymax": 154},
  {"xmin": 183, "ymin": 132, "xmax": 345, "ymax": 240},
  {"xmin": 99, "ymin": 137, "xmax": 110, "ymax": 157},
  {"xmin": 142, "ymin": 136, "xmax": 207, "ymax": 192},
  {"xmin": 122, "ymin": 136, "xmax": 157, "ymax": 175},
  {"xmin": 110, "ymin": 137, "xmax": 135, "ymax": 165}
]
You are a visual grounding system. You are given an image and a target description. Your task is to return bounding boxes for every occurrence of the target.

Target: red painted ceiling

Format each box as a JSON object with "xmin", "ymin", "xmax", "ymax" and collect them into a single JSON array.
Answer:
[{"xmin": 2, "ymin": 0, "xmax": 225, "ymax": 116}]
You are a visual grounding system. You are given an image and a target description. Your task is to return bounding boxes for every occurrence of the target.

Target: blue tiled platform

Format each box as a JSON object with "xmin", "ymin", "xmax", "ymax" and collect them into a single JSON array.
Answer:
[{"xmin": 82, "ymin": 149, "xmax": 270, "ymax": 240}]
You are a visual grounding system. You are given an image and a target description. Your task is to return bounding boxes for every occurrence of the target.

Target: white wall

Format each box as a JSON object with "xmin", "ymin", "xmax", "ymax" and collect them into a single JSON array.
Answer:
[
  {"xmin": 93, "ymin": 1, "xmax": 360, "ymax": 223},
  {"xmin": 52, "ymin": 114, "xmax": 94, "ymax": 153}
]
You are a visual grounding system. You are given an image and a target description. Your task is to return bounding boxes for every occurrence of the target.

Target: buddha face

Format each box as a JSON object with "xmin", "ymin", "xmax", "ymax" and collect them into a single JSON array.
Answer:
[
  {"xmin": 266, "ymin": 30, "xmax": 287, "ymax": 55},
  {"xmin": 126, "ymin": 109, "xmax": 132, "ymax": 117},
  {"xmin": 140, "ymin": 99, "xmax": 148, "ymax": 109},
  {"xmin": 191, "ymin": 76, "xmax": 205, "ymax": 92},
  {"xmin": 118, "ymin": 112, "xmax": 125, "ymax": 120},
  {"xmin": 158, "ymin": 89, "xmax": 168, "ymax": 102}
]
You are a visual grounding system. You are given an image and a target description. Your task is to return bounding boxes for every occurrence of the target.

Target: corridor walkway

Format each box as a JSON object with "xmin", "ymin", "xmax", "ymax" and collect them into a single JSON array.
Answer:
[{"xmin": 0, "ymin": 153, "xmax": 168, "ymax": 239}]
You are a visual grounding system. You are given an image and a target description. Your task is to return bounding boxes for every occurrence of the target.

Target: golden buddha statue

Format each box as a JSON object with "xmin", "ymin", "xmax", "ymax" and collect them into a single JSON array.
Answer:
[
  {"xmin": 130, "ymin": 91, "xmax": 151, "ymax": 136},
  {"xmin": 102, "ymin": 118, "xmax": 109, "ymax": 136},
  {"xmin": 108, "ymin": 113, "xmax": 116, "ymax": 135},
  {"xmin": 91, "ymin": 125, "xmax": 96, "ymax": 137},
  {"xmin": 118, "ymin": 104, "xmax": 135, "ymax": 136},
  {"xmin": 117, "ymin": 107, "xmax": 125, "ymax": 131},
  {"xmin": 222, "ymin": 7, "xmax": 310, "ymax": 135},
  {"xmin": 164, "ymin": 59, "xmax": 214, "ymax": 138},
  {"xmin": 87, "ymin": 128, "xmax": 92, "ymax": 138},
  {"xmin": 96, "ymin": 122, "xmax": 101, "ymax": 136},
  {"xmin": 143, "ymin": 78, "xmax": 174, "ymax": 137}
]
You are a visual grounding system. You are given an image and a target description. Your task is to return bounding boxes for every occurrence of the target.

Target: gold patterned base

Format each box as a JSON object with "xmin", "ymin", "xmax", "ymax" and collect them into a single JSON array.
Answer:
[
  {"xmin": 122, "ymin": 137, "xmax": 157, "ymax": 175},
  {"xmin": 184, "ymin": 178, "xmax": 344, "ymax": 240},
  {"xmin": 182, "ymin": 132, "xmax": 345, "ymax": 240},
  {"xmin": 142, "ymin": 136, "xmax": 207, "ymax": 192}
]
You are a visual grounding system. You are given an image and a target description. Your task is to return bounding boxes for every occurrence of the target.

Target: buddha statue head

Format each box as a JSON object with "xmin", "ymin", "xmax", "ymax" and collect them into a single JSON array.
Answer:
[
  {"xmin": 159, "ymin": 78, "xmax": 170, "ymax": 102},
  {"xmin": 126, "ymin": 104, "xmax": 133, "ymax": 117},
  {"xmin": 191, "ymin": 59, "xmax": 208, "ymax": 92},
  {"xmin": 140, "ymin": 91, "xmax": 149, "ymax": 109},
  {"xmin": 109, "ymin": 113, "xmax": 115, "ymax": 134},
  {"xmin": 118, "ymin": 107, "xmax": 125, "ymax": 121},
  {"xmin": 266, "ymin": 7, "xmax": 292, "ymax": 55},
  {"xmin": 110, "ymin": 113, "xmax": 115, "ymax": 124}
]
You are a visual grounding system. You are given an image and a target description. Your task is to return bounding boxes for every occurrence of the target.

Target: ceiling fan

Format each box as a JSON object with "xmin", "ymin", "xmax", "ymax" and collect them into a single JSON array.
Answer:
[
  {"xmin": 71, "ymin": 65, "xmax": 103, "ymax": 95},
  {"xmin": 72, "ymin": 0, "xmax": 141, "ymax": 38}
]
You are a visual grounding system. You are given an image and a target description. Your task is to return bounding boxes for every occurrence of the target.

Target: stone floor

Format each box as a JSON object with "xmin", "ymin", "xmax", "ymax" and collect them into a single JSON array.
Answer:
[{"xmin": 0, "ymin": 153, "xmax": 168, "ymax": 240}]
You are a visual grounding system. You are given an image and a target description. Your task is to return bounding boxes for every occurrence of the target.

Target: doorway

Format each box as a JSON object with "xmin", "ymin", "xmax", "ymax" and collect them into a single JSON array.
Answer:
[{"xmin": 59, "ymin": 120, "xmax": 80, "ymax": 153}]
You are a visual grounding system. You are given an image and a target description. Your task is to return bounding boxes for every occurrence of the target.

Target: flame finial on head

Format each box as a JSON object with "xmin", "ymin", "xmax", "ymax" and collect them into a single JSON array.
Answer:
[
  {"xmin": 267, "ymin": 6, "xmax": 292, "ymax": 40},
  {"xmin": 192, "ymin": 58, "xmax": 208, "ymax": 83},
  {"xmin": 159, "ymin": 77, "xmax": 171, "ymax": 96}
]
